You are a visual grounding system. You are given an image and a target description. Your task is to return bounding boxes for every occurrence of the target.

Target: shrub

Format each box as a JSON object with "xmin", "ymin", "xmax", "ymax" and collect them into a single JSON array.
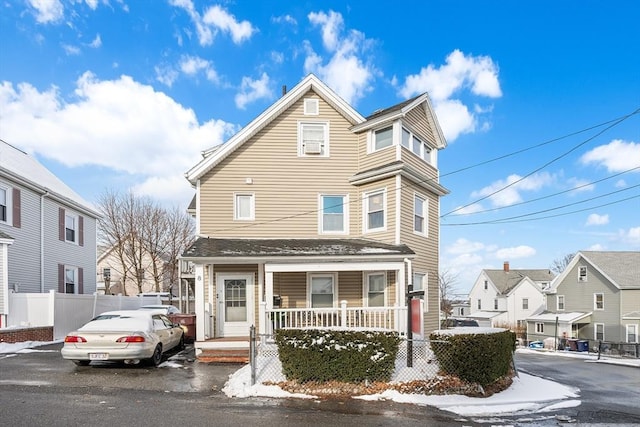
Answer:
[
  {"xmin": 275, "ymin": 329, "xmax": 400, "ymax": 383},
  {"xmin": 429, "ymin": 329, "xmax": 516, "ymax": 387}
]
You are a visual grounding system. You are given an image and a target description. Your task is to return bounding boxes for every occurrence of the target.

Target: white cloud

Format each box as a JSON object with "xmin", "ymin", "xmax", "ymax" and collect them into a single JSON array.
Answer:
[
  {"xmin": 179, "ymin": 55, "xmax": 220, "ymax": 83},
  {"xmin": 446, "ymin": 238, "xmax": 487, "ymax": 255},
  {"xmin": 84, "ymin": 0, "xmax": 99, "ymax": 10},
  {"xmin": 580, "ymin": 139, "xmax": 640, "ymax": 173},
  {"xmin": 155, "ymin": 65, "xmax": 179, "ymax": 87},
  {"xmin": 398, "ymin": 49, "xmax": 501, "ymax": 142},
  {"xmin": 170, "ymin": 1, "xmax": 255, "ymax": 46},
  {"xmin": 471, "ymin": 172, "xmax": 555, "ymax": 207},
  {"xmin": 235, "ymin": 72, "xmax": 273, "ymax": 109},
  {"xmin": 494, "ymin": 245, "xmax": 536, "ymax": 260},
  {"xmin": 270, "ymin": 51, "xmax": 285, "ymax": 64},
  {"xmin": 566, "ymin": 177, "xmax": 595, "ymax": 193},
  {"xmin": 615, "ymin": 179, "xmax": 627, "ymax": 188},
  {"xmin": 623, "ymin": 227, "xmax": 640, "ymax": 245},
  {"xmin": 449, "ymin": 203, "xmax": 484, "ymax": 216},
  {"xmin": 587, "ymin": 243, "xmax": 605, "ymax": 251},
  {"xmin": 272, "ymin": 14, "xmax": 297, "ymax": 26},
  {"xmin": 28, "ymin": 0, "xmax": 64, "ymax": 24},
  {"xmin": 61, "ymin": 43, "xmax": 81, "ymax": 56},
  {"xmin": 0, "ymin": 73, "xmax": 238, "ymax": 205},
  {"xmin": 585, "ymin": 213, "xmax": 609, "ymax": 226},
  {"xmin": 304, "ymin": 10, "xmax": 375, "ymax": 106},
  {"xmin": 89, "ymin": 34, "xmax": 102, "ymax": 48}
]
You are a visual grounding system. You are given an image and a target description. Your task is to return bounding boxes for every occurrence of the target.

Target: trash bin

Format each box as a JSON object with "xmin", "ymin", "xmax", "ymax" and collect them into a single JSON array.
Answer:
[
  {"xmin": 567, "ymin": 339, "xmax": 578, "ymax": 351},
  {"xmin": 169, "ymin": 314, "xmax": 196, "ymax": 343},
  {"xmin": 577, "ymin": 340, "xmax": 589, "ymax": 352}
]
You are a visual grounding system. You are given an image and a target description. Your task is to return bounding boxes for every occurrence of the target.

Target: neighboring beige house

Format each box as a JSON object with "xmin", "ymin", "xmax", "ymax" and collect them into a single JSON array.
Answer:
[
  {"xmin": 181, "ymin": 74, "xmax": 449, "ymax": 355},
  {"xmin": 528, "ymin": 251, "xmax": 640, "ymax": 345},
  {"xmin": 97, "ymin": 244, "xmax": 172, "ymax": 297},
  {"xmin": 468, "ymin": 262, "xmax": 554, "ymax": 328}
]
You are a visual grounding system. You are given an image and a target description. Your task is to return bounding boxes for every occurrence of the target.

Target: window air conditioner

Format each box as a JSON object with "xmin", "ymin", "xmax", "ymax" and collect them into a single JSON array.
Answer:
[{"xmin": 305, "ymin": 141, "xmax": 322, "ymax": 154}]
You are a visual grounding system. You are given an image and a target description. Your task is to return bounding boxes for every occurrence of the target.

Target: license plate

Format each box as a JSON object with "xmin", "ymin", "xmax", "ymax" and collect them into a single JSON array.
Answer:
[{"xmin": 89, "ymin": 353, "xmax": 109, "ymax": 360}]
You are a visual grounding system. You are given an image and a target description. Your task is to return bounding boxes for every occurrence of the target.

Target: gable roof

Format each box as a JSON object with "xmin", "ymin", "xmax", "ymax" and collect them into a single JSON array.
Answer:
[
  {"xmin": 350, "ymin": 92, "xmax": 447, "ymax": 149},
  {"xmin": 0, "ymin": 140, "xmax": 100, "ymax": 218},
  {"xmin": 185, "ymin": 74, "xmax": 365, "ymax": 185},
  {"xmin": 484, "ymin": 269, "xmax": 555, "ymax": 295},
  {"xmin": 554, "ymin": 251, "xmax": 640, "ymax": 290}
]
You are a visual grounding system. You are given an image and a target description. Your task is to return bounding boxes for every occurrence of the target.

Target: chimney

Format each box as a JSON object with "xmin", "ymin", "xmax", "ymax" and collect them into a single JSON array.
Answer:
[
  {"xmin": 282, "ymin": 85, "xmax": 287, "ymax": 96},
  {"xmin": 503, "ymin": 261, "xmax": 510, "ymax": 272}
]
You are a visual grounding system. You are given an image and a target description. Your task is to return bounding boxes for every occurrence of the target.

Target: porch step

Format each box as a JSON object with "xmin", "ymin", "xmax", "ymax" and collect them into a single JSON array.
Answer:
[{"xmin": 197, "ymin": 348, "xmax": 250, "ymax": 364}]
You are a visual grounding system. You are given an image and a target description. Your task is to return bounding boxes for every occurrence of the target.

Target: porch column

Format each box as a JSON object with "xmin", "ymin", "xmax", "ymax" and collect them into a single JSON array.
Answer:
[
  {"xmin": 261, "ymin": 270, "xmax": 274, "ymax": 334},
  {"xmin": 194, "ymin": 264, "xmax": 205, "ymax": 342},
  {"xmin": 396, "ymin": 262, "xmax": 406, "ymax": 333}
]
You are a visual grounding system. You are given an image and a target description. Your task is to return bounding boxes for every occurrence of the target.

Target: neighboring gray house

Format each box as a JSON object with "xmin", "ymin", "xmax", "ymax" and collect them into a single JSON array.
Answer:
[
  {"xmin": 528, "ymin": 251, "xmax": 640, "ymax": 345},
  {"xmin": 0, "ymin": 140, "xmax": 100, "ymax": 326}
]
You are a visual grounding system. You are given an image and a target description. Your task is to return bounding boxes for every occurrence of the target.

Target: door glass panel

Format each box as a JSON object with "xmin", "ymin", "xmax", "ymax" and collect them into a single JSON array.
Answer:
[{"xmin": 225, "ymin": 279, "xmax": 247, "ymax": 322}]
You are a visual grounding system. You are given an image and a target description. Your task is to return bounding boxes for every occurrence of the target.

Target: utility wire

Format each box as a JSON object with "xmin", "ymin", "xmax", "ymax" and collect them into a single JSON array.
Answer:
[
  {"xmin": 445, "ymin": 166, "xmax": 640, "ymax": 217},
  {"xmin": 441, "ymin": 107, "xmax": 640, "ymax": 217}
]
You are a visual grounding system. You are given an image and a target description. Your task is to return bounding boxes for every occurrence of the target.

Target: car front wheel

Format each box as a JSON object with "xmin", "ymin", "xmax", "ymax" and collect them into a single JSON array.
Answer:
[{"xmin": 146, "ymin": 344, "xmax": 163, "ymax": 367}]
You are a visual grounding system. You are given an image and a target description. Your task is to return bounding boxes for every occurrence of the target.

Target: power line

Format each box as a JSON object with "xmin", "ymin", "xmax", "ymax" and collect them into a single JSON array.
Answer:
[{"xmin": 444, "ymin": 166, "xmax": 640, "ymax": 217}]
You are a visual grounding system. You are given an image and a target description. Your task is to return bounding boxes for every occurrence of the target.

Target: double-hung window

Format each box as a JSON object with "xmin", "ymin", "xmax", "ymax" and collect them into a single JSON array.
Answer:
[
  {"xmin": 234, "ymin": 193, "xmax": 254, "ymax": 220},
  {"xmin": 522, "ymin": 298, "xmax": 529, "ymax": 310},
  {"xmin": 557, "ymin": 295, "xmax": 565, "ymax": 310},
  {"xmin": 65, "ymin": 266, "xmax": 77, "ymax": 294},
  {"xmin": 627, "ymin": 325, "xmax": 638, "ymax": 343},
  {"xmin": 299, "ymin": 122, "xmax": 328, "ymax": 156},
  {"xmin": 0, "ymin": 186, "xmax": 8, "ymax": 223},
  {"xmin": 320, "ymin": 195, "xmax": 347, "ymax": 234},
  {"xmin": 494, "ymin": 299, "xmax": 499, "ymax": 310},
  {"xmin": 594, "ymin": 293, "xmax": 604, "ymax": 310},
  {"xmin": 366, "ymin": 272, "xmax": 386, "ymax": 307},
  {"xmin": 65, "ymin": 213, "xmax": 77, "ymax": 243},
  {"xmin": 309, "ymin": 274, "xmax": 335, "ymax": 308},
  {"xmin": 364, "ymin": 189, "xmax": 385, "ymax": 232},
  {"xmin": 536, "ymin": 322, "xmax": 544, "ymax": 333},
  {"xmin": 412, "ymin": 272, "xmax": 427, "ymax": 309},
  {"xmin": 578, "ymin": 266, "xmax": 587, "ymax": 282},
  {"xmin": 595, "ymin": 323, "xmax": 605, "ymax": 341},
  {"xmin": 414, "ymin": 193, "xmax": 427, "ymax": 236},
  {"xmin": 373, "ymin": 126, "xmax": 393, "ymax": 151},
  {"xmin": 477, "ymin": 299, "xmax": 481, "ymax": 310}
]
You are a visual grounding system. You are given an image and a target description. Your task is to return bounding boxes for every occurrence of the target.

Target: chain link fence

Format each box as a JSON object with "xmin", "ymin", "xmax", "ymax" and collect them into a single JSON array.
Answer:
[{"xmin": 250, "ymin": 333, "xmax": 455, "ymax": 386}]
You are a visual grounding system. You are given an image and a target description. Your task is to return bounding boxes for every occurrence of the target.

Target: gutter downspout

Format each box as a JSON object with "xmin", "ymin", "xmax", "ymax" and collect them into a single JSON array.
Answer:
[{"xmin": 41, "ymin": 191, "xmax": 49, "ymax": 293}]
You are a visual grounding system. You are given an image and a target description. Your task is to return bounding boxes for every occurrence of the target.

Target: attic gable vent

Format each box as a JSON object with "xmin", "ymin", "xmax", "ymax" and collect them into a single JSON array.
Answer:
[{"xmin": 304, "ymin": 98, "xmax": 319, "ymax": 115}]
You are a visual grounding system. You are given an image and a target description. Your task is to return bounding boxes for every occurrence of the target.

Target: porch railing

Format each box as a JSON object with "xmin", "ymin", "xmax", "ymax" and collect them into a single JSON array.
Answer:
[{"xmin": 261, "ymin": 300, "xmax": 407, "ymax": 334}]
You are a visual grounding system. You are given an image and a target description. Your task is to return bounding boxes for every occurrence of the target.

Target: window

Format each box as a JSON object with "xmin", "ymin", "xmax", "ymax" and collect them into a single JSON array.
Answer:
[
  {"xmin": 413, "ymin": 193, "xmax": 427, "ymax": 236},
  {"xmin": 536, "ymin": 322, "xmax": 544, "ymax": 333},
  {"xmin": 103, "ymin": 268, "xmax": 111, "ymax": 280},
  {"xmin": 594, "ymin": 323, "xmax": 605, "ymax": 341},
  {"xmin": 320, "ymin": 195, "xmax": 347, "ymax": 234},
  {"xmin": 309, "ymin": 274, "xmax": 335, "ymax": 308},
  {"xmin": 401, "ymin": 128, "xmax": 411, "ymax": 148},
  {"xmin": 364, "ymin": 189, "xmax": 385, "ymax": 232},
  {"xmin": 627, "ymin": 324, "xmax": 638, "ymax": 343},
  {"xmin": 477, "ymin": 299, "xmax": 481, "ymax": 310},
  {"xmin": 494, "ymin": 299, "xmax": 499, "ymax": 310},
  {"xmin": 578, "ymin": 266, "xmax": 587, "ymax": 282},
  {"xmin": 460, "ymin": 307, "xmax": 465, "ymax": 316},
  {"xmin": 594, "ymin": 293, "xmax": 604, "ymax": 310},
  {"xmin": 373, "ymin": 126, "xmax": 393, "ymax": 151},
  {"xmin": 522, "ymin": 298, "xmax": 529, "ymax": 310},
  {"xmin": 234, "ymin": 194, "xmax": 254, "ymax": 220},
  {"xmin": 0, "ymin": 186, "xmax": 7, "ymax": 223},
  {"xmin": 65, "ymin": 213, "xmax": 77, "ymax": 243},
  {"xmin": 366, "ymin": 272, "xmax": 386, "ymax": 307},
  {"xmin": 557, "ymin": 295, "xmax": 565, "ymax": 310},
  {"xmin": 484, "ymin": 280, "xmax": 488, "ymax": 290},
  {"xmin": 412, "ymin": 272, "xmax": 427, "ymax": 309},
  {"xmin": 304, "ymin": 98, "xmax": 319, "ymax": 115},
  {"xmin": 299, "ymin": 122, "xmax": 328, "ymax": 156},
  {"xmin": 65, "ymin": 267, "xmax": 77, "ymax": 294}
]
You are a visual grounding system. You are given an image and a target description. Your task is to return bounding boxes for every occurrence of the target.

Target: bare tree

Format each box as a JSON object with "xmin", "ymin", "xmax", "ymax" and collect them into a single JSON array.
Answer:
[
  {"xmin": 97, "ymin": 190, "xmax": 132, "ymax": 295},
  {"xmin": 162, "ymin": 206, "xmax": 195, "ymax": 294},
  {"xmin": 439, "ymin": 268, "xmax": 460, "ymax": 320},
  {"xmin": 550, "ymin": 253, "xmax": 575, "ymax": 275}
]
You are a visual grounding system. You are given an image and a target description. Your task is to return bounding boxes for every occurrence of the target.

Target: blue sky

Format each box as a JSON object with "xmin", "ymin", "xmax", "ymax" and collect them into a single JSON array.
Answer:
[{"xmin": 1, "ymin": 1, "xmax": 638, "ymax": 293}]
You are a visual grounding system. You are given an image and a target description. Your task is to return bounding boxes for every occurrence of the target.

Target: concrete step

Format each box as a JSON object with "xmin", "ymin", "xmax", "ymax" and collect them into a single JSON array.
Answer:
[{"xmin": 197, "ymin": 348, "xmax": 250, "ymax": 364}]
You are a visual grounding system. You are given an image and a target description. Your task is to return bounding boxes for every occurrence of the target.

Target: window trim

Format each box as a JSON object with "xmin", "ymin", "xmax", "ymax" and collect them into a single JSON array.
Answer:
[
  {"xmin": 0, "ymin": 182, "xmax": 11, "ymax": 225},
  {"xmin": 298, "ymin": 121, "xmax": 329, "ymax": 157},
  {"xmin": 535, "ymin": 322, "xmax": 544, "ymax": 333},
  {"xmin": 307, "ymin": 272, "xmax": 338, "ymax": 308},
  {"xmin": 522, "ymin": 298, "xmax": 529, "ymax": 310},
  {"xmin": 318, "ymin": 194, "xmax": 349, "ymax": 235},
  {"xmin": 65, "ymin": 265, "xmax": 78, "ymax": 294},
  {"xmin": 477, "ymin": 299, "xmax": 481, "ymax": 310},
  {"xmin": 234, "ymin": 193, "xmax": 255, "ymax": 221},
  {"xmin": 557, "ymin": 295, "xmax": 565, "ymax": 311},
  {"xmin": 578, "ymin": 266, "xmax": 588, "ymax": 282},
  {"xmin": 363, "ymin": 188, "xmax": 386, "ymax": 233},
  {"xmin": 303, "ymin": 98, "xmax": 319, "ymax": 115},
  {"xmin": 626, "ymin": 324, "xmax": 638, "ymax": 343},
  {"xmin": 413, "ymin": 192, "xmax": 428, "ymax": 237},
  {"xmin": 594, "ymin": 293, "xmax": 604, "ymax": 310},
  {"xmin": 364, "ymin": 272, "xmax": 386, "ymax": 307},
  {"xmin": 494, "ymin": 299, "xmax": 499, "ymax": 310},
  {"xmin": 412, "ymin": 271, "xmax": 428, "ymax": 312},
  {"xmin": 594, "ymin": 323, "xmax": 605, "ymax": 341},
  {"xmin": 371, "ymin": 126, "xmax": 394, "ymax": 152},
  {"xmin": 401, "ymin": 126, "xmax": 432, "ymax": 163},
  {"xmin": 65, "ymin": 212, "xmax": 79, "ymax": 244}
]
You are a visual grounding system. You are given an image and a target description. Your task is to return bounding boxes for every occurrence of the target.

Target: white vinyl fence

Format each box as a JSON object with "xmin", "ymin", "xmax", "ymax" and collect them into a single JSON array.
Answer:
[{"xmin": 6, "ymin": 291, "xmax": 167, "ymax": 340}]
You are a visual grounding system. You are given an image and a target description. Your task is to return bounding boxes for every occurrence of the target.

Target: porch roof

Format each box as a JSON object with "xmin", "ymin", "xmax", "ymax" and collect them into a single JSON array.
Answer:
[
  {"xmin": 527, "ymin": 311, "xmax": 592, "ymax": 323},
  {"xmin": 182, "ymin": 237, "xmax": 415, "ymax": 261}
]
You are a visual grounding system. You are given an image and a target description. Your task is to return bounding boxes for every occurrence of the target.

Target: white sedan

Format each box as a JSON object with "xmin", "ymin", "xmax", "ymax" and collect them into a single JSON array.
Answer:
[
  {"xmin": 138, "ymin": 304, "xmax": 180, "ymax": 315},
  {"xmin": 61, "ymin": 310, "xmax": 184, "ymax": 367}
]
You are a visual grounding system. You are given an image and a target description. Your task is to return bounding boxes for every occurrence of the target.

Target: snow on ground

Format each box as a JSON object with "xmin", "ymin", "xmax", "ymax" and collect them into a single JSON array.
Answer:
[{"xmin": 3, "ymin": 340, "xmax": 638, "ymax": 416}]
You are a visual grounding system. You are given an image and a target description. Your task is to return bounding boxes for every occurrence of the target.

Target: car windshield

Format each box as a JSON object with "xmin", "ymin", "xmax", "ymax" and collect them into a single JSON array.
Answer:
[{"xmin": 80, "ymin": 315, "xmax": 150, "ymax": 332}]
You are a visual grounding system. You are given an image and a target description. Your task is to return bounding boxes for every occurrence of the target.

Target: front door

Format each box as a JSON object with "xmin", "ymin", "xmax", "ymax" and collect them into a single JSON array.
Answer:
[{"xmin": 217, "ymin": 273, "xmax": 254, "ymax": 337}]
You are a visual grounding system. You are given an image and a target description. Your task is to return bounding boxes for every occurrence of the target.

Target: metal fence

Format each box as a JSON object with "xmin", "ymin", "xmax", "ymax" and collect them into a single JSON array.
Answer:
[{"xmin": 249, "ymin": 331, "xmax": 454, "ymax": 386}]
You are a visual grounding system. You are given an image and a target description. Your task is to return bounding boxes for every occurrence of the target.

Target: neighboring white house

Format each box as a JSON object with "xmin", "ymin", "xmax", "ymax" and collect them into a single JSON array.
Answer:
[
  {"xmin": 468, "ymin": 262, "xmax": 555, "ymax": 328},
  {"xmin": 0, "ymin": 140, "xmax": 100, "ymax": 327}
]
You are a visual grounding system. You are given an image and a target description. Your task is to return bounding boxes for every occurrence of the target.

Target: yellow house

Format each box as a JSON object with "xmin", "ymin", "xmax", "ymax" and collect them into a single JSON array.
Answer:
[{"xmin": 182, "ymin": 74, "xmax": 449, "ymax": 356}]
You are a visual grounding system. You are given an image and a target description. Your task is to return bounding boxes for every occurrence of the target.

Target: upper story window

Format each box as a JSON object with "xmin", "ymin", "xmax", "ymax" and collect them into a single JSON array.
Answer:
[
  {"xmin": 494, "ymin": 299, "xmax": 499, "ymax": 310},
  {"xmin": 477, "ymin": 299, "xmax": 481, "ymax": 310},
  {"xmin": 402, "ymin": 127, "xmax": 432, "ymax": 162},
  {"xmin": 0, "ymin": 186, "xmax": 8, "ymax": 223},
  {"xmin": 234, "ymin": 193, "xmax": 255, "ymax": 220},
  {"xmin": 366, "ymin": 272, "xmax": 386, "ymax": 307},
  {"xmin": 413, "ymin": 193, "xmax": 428, "ymax": 236},
  {"xmin": 304, "ymin": 98, "xmax": 319, "ymax": 115},
  {"xmin": 363, "ymin": 189, "xmax": 385, "ymax": 232},
  {"xmin": 59, "ymin": 207, "xmax": 82, "ymax": 245},
  {"xmin": 594, "ymin": 293, "xmax": 604, "ymax": 310},
  {"xmin": 484, "ymin": 280, "xmax": 488, "ymax": 290},
  {"xmin": 401, "ymin": 128, "xmax": 411, "ymax": 149},
  {"xmin": 522, "ymin": 298, "xmax": 529, "ymax": 310},
  {"xmin": 65, "ymin": 214, "xmax": 77, "ymax": 243},
  {"xmin": 578, "ymin": 266, "xmax": 587, "ymax": 282},
  {"xmin": 373, "ymin": 126, "xmax": 393, "ymax": 151},
  {"xmin": 298, "ymin": 122, "xmax": 329, "ymax": 156},
  {"xmin": 557, "ymin": 295, "xmax": 565, "ymax": 310},
  {"xmin": 319, "ymin": 194, "xmax": 348, "ymax": 234}
]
